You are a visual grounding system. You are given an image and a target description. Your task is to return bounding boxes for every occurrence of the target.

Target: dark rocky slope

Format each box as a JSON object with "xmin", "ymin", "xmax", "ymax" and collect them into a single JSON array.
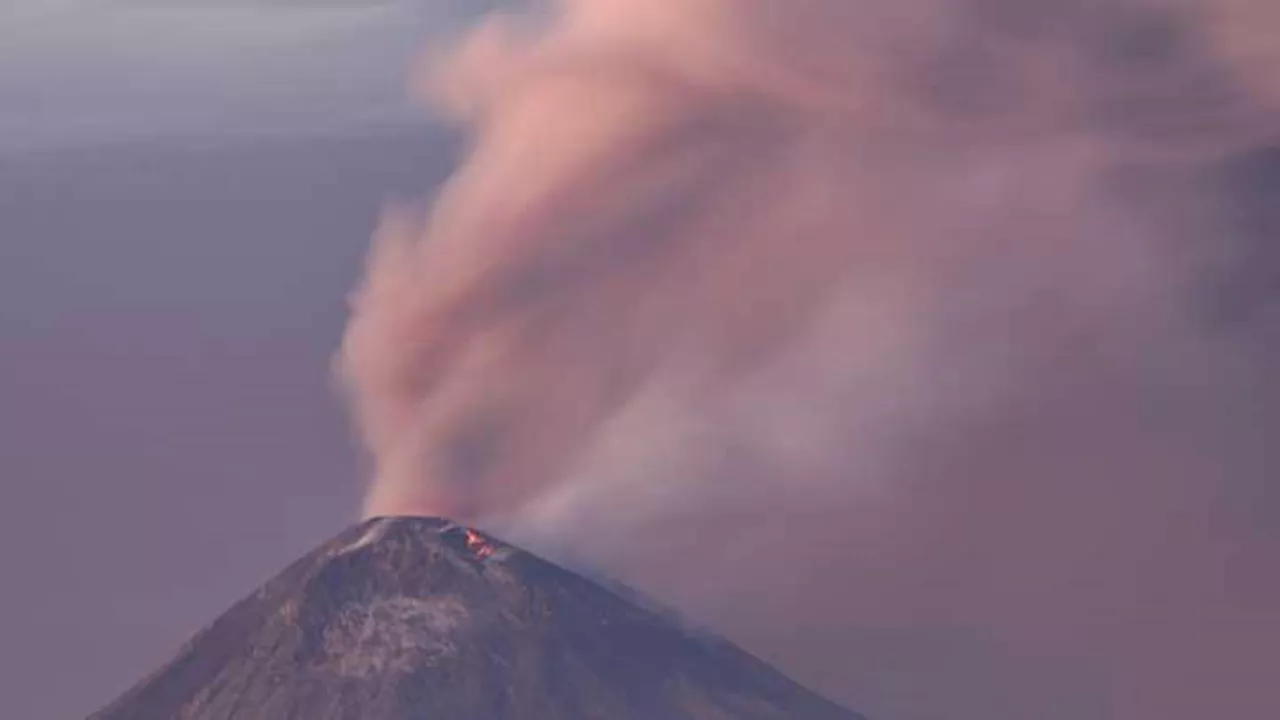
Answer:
[{"xmin": 91, "ymin": 517, "xmax": 866, "ymax": 720}]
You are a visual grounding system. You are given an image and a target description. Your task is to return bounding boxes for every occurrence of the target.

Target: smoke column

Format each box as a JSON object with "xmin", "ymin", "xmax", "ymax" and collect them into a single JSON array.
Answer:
[{"xmin": 338, "ymin": 2, "xmax": 1279, "ymax": 718}]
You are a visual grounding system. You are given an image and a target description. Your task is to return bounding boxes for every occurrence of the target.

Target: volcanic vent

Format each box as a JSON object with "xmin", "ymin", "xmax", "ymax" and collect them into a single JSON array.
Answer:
[{"xmin": 90, "ymin": 517, "xmax": 865, "ymax": 720}]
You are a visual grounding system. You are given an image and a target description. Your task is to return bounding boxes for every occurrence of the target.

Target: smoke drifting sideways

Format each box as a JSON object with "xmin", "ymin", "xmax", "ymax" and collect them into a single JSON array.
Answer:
[{"xmin": 337, "ymin": 1, "xmax": 1280, "ymax": 719}]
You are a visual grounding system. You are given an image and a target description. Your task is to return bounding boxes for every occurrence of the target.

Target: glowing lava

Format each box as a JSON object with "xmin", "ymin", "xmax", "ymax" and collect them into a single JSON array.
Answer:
[{"xmin": 465, "ymin": 529, "xmax": 496, "ymax": 560}]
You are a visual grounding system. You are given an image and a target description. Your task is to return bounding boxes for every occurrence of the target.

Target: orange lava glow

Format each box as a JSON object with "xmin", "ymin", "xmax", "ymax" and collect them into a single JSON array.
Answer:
[{"xmin": 465, "ymin": 529, "xmax": 496, "ymax": 560}]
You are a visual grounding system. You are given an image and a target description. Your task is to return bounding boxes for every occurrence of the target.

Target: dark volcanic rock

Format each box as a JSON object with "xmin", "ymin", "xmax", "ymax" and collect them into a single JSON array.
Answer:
[{"xmin": 90, "ymin": 517, "xmax": 865, "ymax": 720}]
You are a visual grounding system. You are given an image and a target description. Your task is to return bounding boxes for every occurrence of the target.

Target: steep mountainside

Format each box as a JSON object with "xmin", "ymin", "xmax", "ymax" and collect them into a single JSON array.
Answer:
[{"xmin": 91, "ymin": 517, "xmax": 866, "ymax": 720}]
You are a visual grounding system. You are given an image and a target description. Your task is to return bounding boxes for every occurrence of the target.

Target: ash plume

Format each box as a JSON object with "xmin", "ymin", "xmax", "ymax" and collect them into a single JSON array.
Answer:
[{"xmin": 337, "ymin": 2, "xmax": 1280, "ymax": 718}]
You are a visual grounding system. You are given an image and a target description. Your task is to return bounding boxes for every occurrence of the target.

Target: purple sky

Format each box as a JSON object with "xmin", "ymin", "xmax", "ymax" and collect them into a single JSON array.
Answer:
[
  {"xmin": 0, "ymin": 132, "xmax": 467, "ymax": 718},
  {"xmin": 0, "ymin": 3, "xmax": 469, "ymax": 716},
  {"xmin": 0, "ymin": 1, "xmax": 483, "ymax": 151},
  {"xmin": 3, "ymin": 3, "xmax": 1277, "ymax": 720}
]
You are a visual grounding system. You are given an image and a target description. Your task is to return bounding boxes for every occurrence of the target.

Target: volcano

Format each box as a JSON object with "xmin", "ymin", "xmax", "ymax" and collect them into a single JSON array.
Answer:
[{"xmin": 90, "ymin": 517, "xmax": 865, "ymax": 720}]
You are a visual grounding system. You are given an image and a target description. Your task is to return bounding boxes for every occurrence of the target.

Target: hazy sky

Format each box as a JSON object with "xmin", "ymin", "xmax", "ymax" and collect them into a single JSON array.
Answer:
[
  {"xmin": 3, "ymin": 2, "xmax": 1276, "ymax": 720},
  {"xmin": 0, "ymin": 130, "xmax": 456, "ymax": 718},
  {"xmin": 0, "ymin": 0, "xmax": 476, "ymax": 150},
  {"xmin": 0, "ymin": 2, "xmax": 467, "ymax": 716}
]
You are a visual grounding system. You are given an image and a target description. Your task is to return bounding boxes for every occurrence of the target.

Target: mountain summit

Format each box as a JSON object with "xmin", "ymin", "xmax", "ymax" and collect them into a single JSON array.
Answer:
[{"xmin": 90, "ymin": 517, "xmax": 865, "ymax": 720}]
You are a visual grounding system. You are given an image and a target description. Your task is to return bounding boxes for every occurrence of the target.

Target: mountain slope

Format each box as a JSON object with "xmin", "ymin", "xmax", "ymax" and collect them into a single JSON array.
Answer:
[{"xmin": 90, "ymin": 517, "xmax": 865, "ymax": 720}]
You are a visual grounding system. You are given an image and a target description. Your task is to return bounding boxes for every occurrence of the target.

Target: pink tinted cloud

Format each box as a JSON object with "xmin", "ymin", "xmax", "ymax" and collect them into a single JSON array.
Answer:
[{"xmin": 337, "ymin": 2, "xmax": 1280, "ymax": 718}]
